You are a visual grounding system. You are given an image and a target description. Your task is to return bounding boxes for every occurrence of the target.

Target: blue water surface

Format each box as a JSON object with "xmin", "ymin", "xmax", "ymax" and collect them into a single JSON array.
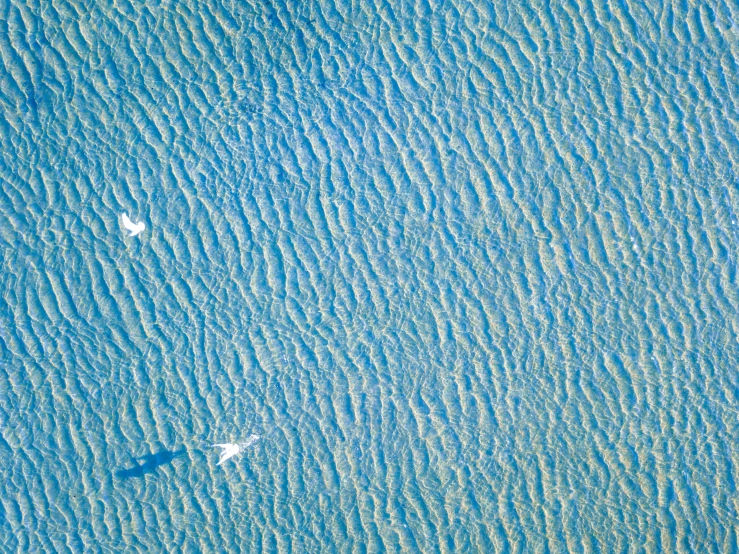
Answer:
[{"xmin": 1, "ymin": 0, "xmax": 739, "ymax": 552}]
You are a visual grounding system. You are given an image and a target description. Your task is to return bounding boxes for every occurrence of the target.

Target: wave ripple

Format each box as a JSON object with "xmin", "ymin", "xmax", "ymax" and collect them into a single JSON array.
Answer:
[{"xmin": 2, "ymin": 0, "xmax": 739, "ymax": 551}]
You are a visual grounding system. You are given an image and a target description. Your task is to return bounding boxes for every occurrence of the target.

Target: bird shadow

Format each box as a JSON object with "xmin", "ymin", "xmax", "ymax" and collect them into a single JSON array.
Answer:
[{"xmin": 115, "ymin": 449, "xmax": 186, "ymax": 480}]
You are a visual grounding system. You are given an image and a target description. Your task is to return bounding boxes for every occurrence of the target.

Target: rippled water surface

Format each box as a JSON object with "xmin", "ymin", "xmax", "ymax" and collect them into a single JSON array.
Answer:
[{"xmin": 2, "ymin": 0, "xmax": 739, "ymax": 551}]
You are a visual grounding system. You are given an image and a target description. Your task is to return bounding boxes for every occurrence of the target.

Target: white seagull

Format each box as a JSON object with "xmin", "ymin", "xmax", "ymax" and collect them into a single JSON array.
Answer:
[
  {"xmin": 122, "ymin": 213, "xmax": 145, "ymax": 237},
  {"xmin": 212, "ymin": 435, "xmax": 260, "ymax": 466},
  {"xmin": 213, "ymin": 443, "xmax": 241, "ymax": 466}
]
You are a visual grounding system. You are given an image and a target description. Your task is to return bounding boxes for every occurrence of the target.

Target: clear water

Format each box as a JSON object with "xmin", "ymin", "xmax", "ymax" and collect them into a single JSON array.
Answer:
[{"xmin": 1, "ymin": 0, "xmax": 739, "ymax": 551}]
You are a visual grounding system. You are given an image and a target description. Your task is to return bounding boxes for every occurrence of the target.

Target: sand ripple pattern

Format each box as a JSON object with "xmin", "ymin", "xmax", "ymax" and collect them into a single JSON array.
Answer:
[{"xmin": 1, "ymin": 0, "xmax": 739, "ymax": 551}]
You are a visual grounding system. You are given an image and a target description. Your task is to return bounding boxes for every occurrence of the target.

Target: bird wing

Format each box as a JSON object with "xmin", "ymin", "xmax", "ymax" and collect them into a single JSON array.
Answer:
[
  {"xmin": 122, "ymin": 213, "xmax": 136, "ymax": 231},
  {"xmin": 241, "ymin": 435, "xmax": 260, "ymax": 448},
  {"xmin": 213, "ymin": 443, "xmax": 232, "ymax": 450}
]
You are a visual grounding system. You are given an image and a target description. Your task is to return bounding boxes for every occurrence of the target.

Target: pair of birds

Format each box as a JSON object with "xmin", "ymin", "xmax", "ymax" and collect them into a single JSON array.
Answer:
[
  {"xmin": 213, "ymin": 435, "xmax": 261, "ymax": 466},
  {"xmin": 122, "ymin": 212, "xmax": 259, "ymax": 468}
]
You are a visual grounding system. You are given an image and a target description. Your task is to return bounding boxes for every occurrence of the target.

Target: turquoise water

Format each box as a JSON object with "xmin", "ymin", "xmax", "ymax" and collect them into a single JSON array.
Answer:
[{"xmin": 1, "ymin": 0, "xmax": 739, "ymax": 551}]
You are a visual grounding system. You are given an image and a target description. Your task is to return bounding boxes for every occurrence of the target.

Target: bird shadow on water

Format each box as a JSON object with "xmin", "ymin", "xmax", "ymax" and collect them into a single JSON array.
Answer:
[{"xmin": 115, "ymin": 449, "xmax": 186, "ymax": 480}]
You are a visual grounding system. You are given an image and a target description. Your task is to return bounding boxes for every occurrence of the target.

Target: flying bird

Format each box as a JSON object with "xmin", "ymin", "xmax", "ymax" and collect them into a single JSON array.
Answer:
[
  {"xmin": 122, "ymin": 213, "xmax": 145, "ymax": 237},
  {"xmin": 213, "ymin": 435, "xmax": 260, "ymax": 466},
  {"xmin": 213, "ymin": 443, "xmax": 241, "ymax": 466}
]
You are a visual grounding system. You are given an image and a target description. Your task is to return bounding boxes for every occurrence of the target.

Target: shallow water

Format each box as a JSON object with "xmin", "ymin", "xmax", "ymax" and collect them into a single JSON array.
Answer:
[{"xmin": 1, "ymin": 0, "xmax": 739, "ymax": 551}]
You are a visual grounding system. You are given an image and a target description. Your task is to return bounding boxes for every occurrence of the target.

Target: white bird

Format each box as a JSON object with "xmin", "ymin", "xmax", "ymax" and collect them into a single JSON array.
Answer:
[
  {"xmin": 122, "ymin": 213, "xmax": 145, "ymax": 237},
  {"xmin": 212, "ymin": 435, "xmax": 260, "ymax": 466},
  {"xmin": 213, "ymin": 443, "xmax": 241, "ymax": 466}
]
